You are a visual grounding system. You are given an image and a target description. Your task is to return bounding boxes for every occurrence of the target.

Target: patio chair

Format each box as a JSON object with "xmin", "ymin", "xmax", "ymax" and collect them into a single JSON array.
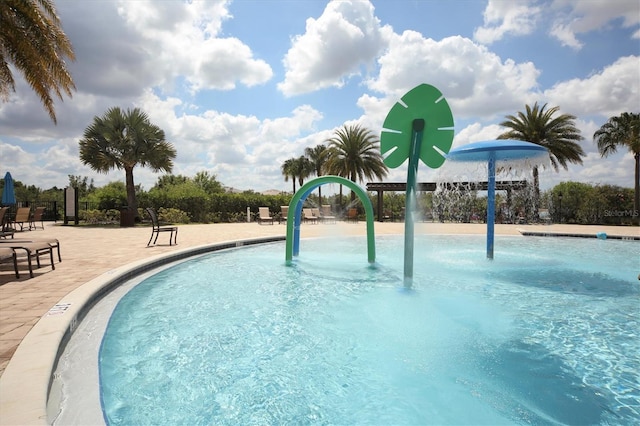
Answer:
[
  {"xmin": 0, "ymin": 207, "xmax": 14, "ymax": 238},
  {"xmin": 9, "ymin": 238, "xmax": 61, "ymax": 262},
  {"xmin": 279, "ymin": 206, "xmax": 288, "ymax": 224},
  {"xmin": 30, "ymin": 206, "xmax": 45, "ymax": 230},
  {"xmin": 0, "ymin": 240, "xmax": 55, "ymax": 278},
  {"xmin": 302, "ymin": 208, "xmax": 318, "ymax": 224},
  {"xmin": 538, "ymin": 209, "xmax": 551, "ymax": 225},
  {"xmin": 0, "ymin": 247, "xmax": 20, "ymax": 278},
  {"xmin": 320, "ymin": 205, "xmax": 336, "ymax": 223},
  {"xmin": 257, "ymin": 207, "xmax": 274, "ymax": 225},
  {"xmin": 13, "ymin": 207, "xmax": 31, "ymax": 231},
  {"xmin": 145, "ymin": 208, "xmax": 178, "ymax": 246},
  {"xmin": 346, "ymin": 208, "xmax": 358, "ymax": 223}
]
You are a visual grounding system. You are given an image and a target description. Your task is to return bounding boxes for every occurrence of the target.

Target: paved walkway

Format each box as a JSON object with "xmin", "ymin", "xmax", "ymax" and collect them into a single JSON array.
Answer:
[{"xmin": 0, "ymin": 220, "xmax": 637, "ymax": 377}]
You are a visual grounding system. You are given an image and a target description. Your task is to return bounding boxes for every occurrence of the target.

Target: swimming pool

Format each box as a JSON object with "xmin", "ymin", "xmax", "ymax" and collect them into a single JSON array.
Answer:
[{"xmin": 54, "ymin": 235, "xmax": 639, "ymax": 425}]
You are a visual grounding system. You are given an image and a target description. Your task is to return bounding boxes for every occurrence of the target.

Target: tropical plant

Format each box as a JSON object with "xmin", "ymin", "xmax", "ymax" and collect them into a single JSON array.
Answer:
[
  {"xmin": 281, "ymin": 158, "xmax": 297, "ymax": 193},
  {"xmin": 325, "ymin": 124, "xmax": 388, "ymax": 203},
  {"xmin": 305, "ymin": 144, "xmax": 329, "ymax": 202},
  {"xmin": 293, "ymin": 155, "xmax": 313, "ymax": 189},
  {"xmin": 498, "ymin": 102, "xmax": 585, "ymax": 204},
  {"xmin": 281, "ymin": 155, "xmax": 313, "ymax": 193},
  {"xmin": 593, "ymin": 112, "xmax": 640, "ymax": 224},
  {"xmin": 0, "ymin": 0, "xmax": 76, "ymax": 124},
  {"xmin": 79, "ymin": 107, "xmax": 177, "ymax": 219}
]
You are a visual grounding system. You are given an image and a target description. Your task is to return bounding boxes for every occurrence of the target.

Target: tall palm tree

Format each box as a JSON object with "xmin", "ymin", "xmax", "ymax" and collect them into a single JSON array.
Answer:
[
  {"xmin": 498, "ymin": 102, "xmax": 585, "ymax": 203},
  {"xmin": 293, "ymin": 155, "xmax": 313, "ymax": 189},
  {"xmin": 79, "ymin": 107, "xmax": 176, "ymax": 219},
  {"xmin": 593, "ymin": 112, "xmax": 640, "ymax": 225},
  {"xmin": 305, "ymin": 144, "xmax": 329, "ymax": 202},
  {"xmin": 281, "ymin": 156, "xmax": 312, "ymax": 193},
  {"xmin": 1, "ymin": 0, "xmax": 76, "ymax": 124},
  {"xmin": 281, "ymin": 157, "xmax": 297, "ymax": 193},
  {"xmin": 325, "ymin": 124, "xmax": 388, "ymax": 203}
]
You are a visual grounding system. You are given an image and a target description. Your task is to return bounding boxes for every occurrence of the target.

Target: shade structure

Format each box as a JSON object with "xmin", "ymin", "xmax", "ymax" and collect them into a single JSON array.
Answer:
[
  {"xmin": 446, "ymin": 140, "xmax": 549, "ymax": 259},
  {"xmin": 2, "ymin": 172, "xmax": 16, "ymax": 206},
  {"xmin": 447, "ymin": 139, "xmax": 548, "ymax": 162}
]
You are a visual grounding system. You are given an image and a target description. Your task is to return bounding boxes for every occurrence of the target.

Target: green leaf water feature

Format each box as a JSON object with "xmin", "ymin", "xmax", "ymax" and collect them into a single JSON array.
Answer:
[{"xmin": 380, "ymin": 84, "xmax": 454, "ymax": 285}]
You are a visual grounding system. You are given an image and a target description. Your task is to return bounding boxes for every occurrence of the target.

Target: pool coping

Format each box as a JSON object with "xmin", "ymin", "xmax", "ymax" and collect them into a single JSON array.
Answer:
[
  {"xmin": 517, "ymin": 228, "xmax": 640, "ymax": 240},
  {"xmin": 0, "ymin": 236, "xmax": 284, "ymax": 426}
]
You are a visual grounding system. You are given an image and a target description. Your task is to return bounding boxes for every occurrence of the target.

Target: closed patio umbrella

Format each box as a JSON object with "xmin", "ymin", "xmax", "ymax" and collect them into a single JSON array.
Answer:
[{"xmin": 1, "ymin": 172, "xmax": 16, "ymax": 206}]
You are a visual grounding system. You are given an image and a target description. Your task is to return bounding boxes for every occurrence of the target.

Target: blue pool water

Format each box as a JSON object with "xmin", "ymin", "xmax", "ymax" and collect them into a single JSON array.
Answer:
[{"xmin": 98, "ymin": 235, "xmax": 639, "ymax": 425}]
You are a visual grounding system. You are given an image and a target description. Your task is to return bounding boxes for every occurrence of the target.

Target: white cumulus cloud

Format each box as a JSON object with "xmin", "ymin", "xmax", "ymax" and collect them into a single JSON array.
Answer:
[{"xmin": 278, "ymin": 0, "xmax": 391, "ymax": 96}]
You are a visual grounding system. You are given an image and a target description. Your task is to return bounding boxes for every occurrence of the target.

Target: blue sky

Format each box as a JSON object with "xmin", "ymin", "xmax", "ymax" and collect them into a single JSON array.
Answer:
[{"xmin": 1, "ymin": 0, "xmax": 638, "ymax": 194}]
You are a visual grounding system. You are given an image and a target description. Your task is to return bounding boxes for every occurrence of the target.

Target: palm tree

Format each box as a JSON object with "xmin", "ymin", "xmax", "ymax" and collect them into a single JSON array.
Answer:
[
  {"xmin": 1, "ymin": 0, "xmax": 76, "ymax": 124},
  {"xmin": 281, "ymin": 157, "xmax": 297, "ymax": 193},
  {"xmin": 79, "ymin": 107, "xmax": 177, "ymax": 219},
  {"xmin": 281, "ymin": 156, "xmax": 312, "ymax": 193},
  {"xmin": 498, "ymin": 102, "xmax": 585, "ymax": 205},
  {"xmin": 305, "ymin": 144, "xmax": 329, "ymax": 202},
  {"xmin": 325, "ymin": 124, "xmax": 388, "ymax": 204},
  {"xmin": 293, "ymin": 155, "xmax": 313, "ymax": 189},
  {"xmin": 593, "ymin": 112, "xmax": 640, "ymax": 225}
]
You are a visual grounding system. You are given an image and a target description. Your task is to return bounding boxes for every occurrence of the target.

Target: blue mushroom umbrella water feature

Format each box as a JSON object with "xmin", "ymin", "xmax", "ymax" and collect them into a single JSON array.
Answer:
[
  {"xmin": 2, "ymin": 172, "xmax": 16, "ymax": 206},
  {"xmin": 446, "ymin": 140, "xmax": 549, "ymax": 259}
]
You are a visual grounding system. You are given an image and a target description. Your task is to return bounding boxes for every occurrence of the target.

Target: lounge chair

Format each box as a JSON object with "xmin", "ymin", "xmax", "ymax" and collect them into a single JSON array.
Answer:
[
  {"xmin": 302, "ymin": 208, "xmax": 318, "ymax": 224},
  {"xmin": 0, "ymin": 240, "xmax": 55, "ymax": 278},
  {"xmin": 279, "ymin": 206, "xmax": 288, "ymax": 224},
  {"xmin": 145, "ymin": 208, "xmax": 178, "ymax": 246},
  {"xmin": 538, "ymin": 209, "xmax": 551, "ymax": 225},
  {"xmin": 0, "ymin": 207, "xmax": 14, "ymax": 238},
  {"xmin": 346, "ymin": 208, "xmax": 358, "ymax": 223},
  {"xmin": 257, "ymin": 207, "xmax": 274, "ymax": 225},
  {"xmin": 13, "ymin": 207, "xmax": 31, "ymax": 231},
  {"xmin": 0, "ymin": 247, "xmax": 19, "ymax": 278},
  {"xmin": 9, "ymin": 238, "xmax": 61, "ymax": 262},
  {"xmin": 30, "ymin": 206, "xmax": 45, "ymax": 230},
  {"xmin": 320, "ymin": 205, "xmax": 336, "ymax": 223}
]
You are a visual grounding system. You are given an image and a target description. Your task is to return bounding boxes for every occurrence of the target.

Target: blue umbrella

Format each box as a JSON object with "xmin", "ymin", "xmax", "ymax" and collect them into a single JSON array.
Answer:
[{"xmin": 2, "ymin": 172, "xmax": 16, "ymax": 206}]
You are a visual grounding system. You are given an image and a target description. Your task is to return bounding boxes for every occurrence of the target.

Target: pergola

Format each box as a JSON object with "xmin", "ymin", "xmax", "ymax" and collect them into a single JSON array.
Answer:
[{"xmin": 366, "ymin": 180, "xmax": 528, "ymax": 222}]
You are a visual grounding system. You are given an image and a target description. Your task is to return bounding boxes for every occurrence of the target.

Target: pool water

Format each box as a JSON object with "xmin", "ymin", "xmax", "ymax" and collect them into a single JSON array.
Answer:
[{"xmin": 85, "ymin": 236, "xmax": 639, "ymax": 424}]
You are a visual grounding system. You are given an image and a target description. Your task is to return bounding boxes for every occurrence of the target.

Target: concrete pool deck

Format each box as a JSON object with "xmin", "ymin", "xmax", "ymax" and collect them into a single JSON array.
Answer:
[{"xmin": 0, "ymin": 220, "xmax": 637, "ymax": 424}]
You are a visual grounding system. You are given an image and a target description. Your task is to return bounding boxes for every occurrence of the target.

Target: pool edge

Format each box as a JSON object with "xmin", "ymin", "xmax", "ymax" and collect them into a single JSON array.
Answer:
[{"xmin": 0, "ymin": 236, "xmax": 284, "ymax": 426}]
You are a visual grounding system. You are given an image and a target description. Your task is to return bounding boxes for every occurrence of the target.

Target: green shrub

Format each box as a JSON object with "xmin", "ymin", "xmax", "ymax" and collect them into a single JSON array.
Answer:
[{"xmin": 158, "ymin": 207, "xmax": 190, "ymax": 224}]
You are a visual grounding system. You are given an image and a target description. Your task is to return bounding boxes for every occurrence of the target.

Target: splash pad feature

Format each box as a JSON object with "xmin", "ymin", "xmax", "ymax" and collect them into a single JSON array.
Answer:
[
  {"xmin": 447, "ymin": 139, "xmax": 549, "ymax": 259},
  {"xmin": 285, "ymin": 175, "xmax": 376, "ymax": 264},
  {"xmin": 381, "ymin": 84, "xmax": 454, "ymax": 285}
]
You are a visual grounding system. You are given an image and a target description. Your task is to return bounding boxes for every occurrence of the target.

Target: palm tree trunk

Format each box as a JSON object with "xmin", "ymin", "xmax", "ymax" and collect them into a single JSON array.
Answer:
[
  {"xmin": 349, "ymin": 172, "xmax": 357, "ymax": 202},
  {"xmin": 533, "ymin": 166, "xmax": 540, "ymax": 220},
  {"xmin": 634, "ymin": 152, "xmax": 639, "ymax": 225},
  {"xmin": 124, "ymin": 166, "xmax": 138, "ymax": 221}
]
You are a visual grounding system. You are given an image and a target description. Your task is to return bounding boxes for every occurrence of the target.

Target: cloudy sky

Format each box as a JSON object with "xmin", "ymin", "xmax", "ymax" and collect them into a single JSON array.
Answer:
[{"xmin": 1, "ymin": 0, "xmax": 638, "ymax": 194}]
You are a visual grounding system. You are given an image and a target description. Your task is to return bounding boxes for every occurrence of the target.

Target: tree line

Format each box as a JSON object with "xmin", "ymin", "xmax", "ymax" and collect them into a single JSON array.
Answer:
[{"xmin": 0, "ymin": 171, "xmax": 635, "ymax": 226}]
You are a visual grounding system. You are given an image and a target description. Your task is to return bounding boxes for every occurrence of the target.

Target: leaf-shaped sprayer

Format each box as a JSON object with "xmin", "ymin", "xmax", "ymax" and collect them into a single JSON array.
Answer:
[
  {"xmin": 380, "ymin": 84, "xmax": 454, "ymax": 284},
  {"xmin": 381, "ymin": 84, "xmax": 454, "ymax": 169}
]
